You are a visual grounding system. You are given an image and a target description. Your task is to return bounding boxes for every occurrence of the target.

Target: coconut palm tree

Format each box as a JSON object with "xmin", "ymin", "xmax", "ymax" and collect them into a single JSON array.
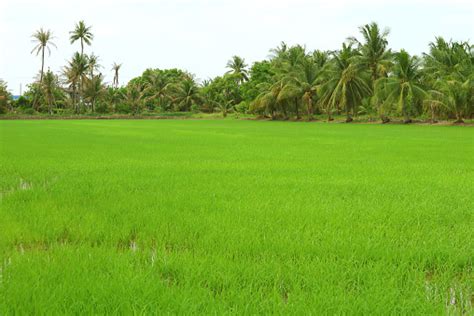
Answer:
[
  {"xmin": 269, "ymin": 41, "xmax": 289, "ymax": 61},
  {"xmin": 216, "ymin": 99, "xmax": 233, "ymax": 117},
  {"xmin": 251, "ymin": 80, "xmax": 288, "ymax": 119},
  {"xmin": 104, "ymin": 87, "xmax": 122, "ymax": 113},
  {"xmin": 319, "ymin": 44, "xmax": 371, "ymax": 122},
  {"xmin": 278, "ymin": 51, "xmax": 329, "ymax": 120},
  {"xmin": 349, "ymin": 22, "xmax": 392, "ymax": 85},
  {"xmin": 143, "ymin": 71, "xmax": 170, "ymax": 110},
  {"xmin": 63, "ymin": 53, "xmax": 89, "ymax": 113},
  {"xmin": 83, "ymin": 74, "xmax": 105, "ymax": 112},
  {"xmin": 122, "ymin": 82, "xmax": 145, "ymax": 115},
  {"xmin": 41, "ymin": 70, "xmax": 59, "ymax": 114},
  {"xmin": 87, "ymin": 53, "xmax": 101, "ymax": 77},
  {"xmin": 226, "ymin": 56, "xmax": 249, "ymax": 84},
  {"xmin": 69, "ymin": 20, "xmax": 94, "ymax": 56},
  {"xmin": 375, "ymin": 50, "xmax": 427, "ymax": 123},
  {"xmin": 31, "ymin": 28, "xmax": 56, "ymax": 84},
  {"xmin": 168, "ymin": 77, "xmax": 201, "ymax": 111},
  {"xmin": 423, "ymin": 38, "xmax": 473, "ymax": 122},
  {"xmin": 112, "ymin": 63, "xmax": 122, "ymax": 88}
]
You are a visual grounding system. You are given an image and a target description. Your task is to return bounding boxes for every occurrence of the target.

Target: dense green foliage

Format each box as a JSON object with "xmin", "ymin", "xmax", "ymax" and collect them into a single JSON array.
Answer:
[
  {"xmin": 1, "ymin": 21, "xmax": 473, "ymax": 122},
  {"xmin": 1, "ymin": 120, "xmax": 473, "ymax": 313}
]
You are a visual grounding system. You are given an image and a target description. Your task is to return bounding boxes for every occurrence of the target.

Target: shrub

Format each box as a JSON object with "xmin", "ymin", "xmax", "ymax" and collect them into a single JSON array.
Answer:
[
  {"xmin": 235, "ymin": 101, "xmax": 249, "ymax": 114},
  {"xmin": 115, "ymin": 103, "xmax": 131, "ymax": 114},
  {"xmin": 190, "ymin": 104, "xmax": 200, "ymax": 113},
  {"xmin": 21, "ymin": 107, "xmax": 36, "ymax": 115}
]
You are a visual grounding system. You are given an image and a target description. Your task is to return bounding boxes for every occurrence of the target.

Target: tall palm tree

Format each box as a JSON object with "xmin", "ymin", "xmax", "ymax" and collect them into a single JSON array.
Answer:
[
  {"xmin": 69, "ymin": 21, "xmax": 94, "ymax": 56},
  {"xmin": 226, "ymin": 56, "xmax": 249, "ymax": 84},
  {"xmin": 105, "ymin": 87, "xmax": 123, "ymax": 113},
  {"xmin": 31, "ymin": 28, "xmax": 56, "ymax": 84},
  {"xmin": 423, "ymin": 38, "xmax": 473, "ymax": 122},
  {"xmin": 278, "ymin": 50, "xmax": 329, "ymax": 120},
  {"xmin": 63, "ymin": 53, "xmax": 89, "ymax": 113},
  {"xmin": 41, "ymin": 70, "xmax": 59, "ymax": 115},
  {"xmin": 143, "ymin": 71, "xmax": 170, "ymax": 110},
  {"xmin": 375, "ymin": 50, "xmax": 427, "ymax": 123},
  {"xmin": 83, "ymin": 74, "xmax": 105, "ymax": 112},
  {"xmin": 251, "ymin": 80, "xmax": 287, "ymax": 119},
  {"xmin": 265, "ymin": 44, "xmax": 309, "ymax": 119},
  {"xmin": 349, "ymin": 22, "xmax": 392, "ymax": 85},
  {"xmin": 112, "ymin": 63, "xmax": 122, "ymax": 88},
  {"xmin": 87, "ymin": 53, "xmax": 101, "ymax": 77},
  {"xmin": 269, "ymin": 41, "xmax": 289, "ymax": 60},
  {"xmin": 122, "ymin": 82, "xmax": 145, "ymax": 115},
  {"xmin": 168, "ymin": 77, "xmax": 201, "ymax": 111},
  {"xmin": 320, "ymin": 44, "xmax": 371, "ymax": 122}
]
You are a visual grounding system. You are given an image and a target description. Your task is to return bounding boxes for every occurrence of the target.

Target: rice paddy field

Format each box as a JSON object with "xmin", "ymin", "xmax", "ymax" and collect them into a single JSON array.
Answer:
[{"xmin": 0, "ymin": 119, "xmax": 473, "ymax": 314}]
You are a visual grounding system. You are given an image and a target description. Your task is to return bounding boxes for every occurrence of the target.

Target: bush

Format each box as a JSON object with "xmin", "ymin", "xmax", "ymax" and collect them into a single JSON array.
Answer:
[
  {"xmin": 190, "ymin": 104, "xmax": 200, "ymax": 113},
  {"xmin": 21, "ymin": 107, "xmax": 36, "ymax": 115},
  {"xmin": 235, "ymin": 101, "xmax": 249, "ymax": 114},
  {"xmin": 15, "ymin": 96, "xmax": 31, "ymax": 108},
  {"xmin": 115, "ymin": 103, "xmax": 131, "ymax": 114},
  {"xmin": 95, "ymin": 102, "xmax": 109, "ymax": 114}
]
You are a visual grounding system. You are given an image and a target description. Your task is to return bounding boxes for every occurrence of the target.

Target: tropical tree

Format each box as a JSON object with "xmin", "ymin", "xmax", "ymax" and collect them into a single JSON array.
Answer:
[
  {"xmin": 241, "ymin": 61, "xmax": 274, "ymax": 103},
  {"xmin": 279, "ymin": 51, "xmax": 329, "ymax": 120},
  {"xmin": 143, "ymin": 70, "xmax": 171, "ymax": 110},
  {"xmin": 31, "ymin": 28, "xmax": 57, "ymax": 84},
  {"xmin": 70, "ymin": 21, "xmax": 94, "ymax": 56},
  {"xmin": 319, "ymin": 44, "xmax": 371, "ymax": 121},
  {"xmin": 83, "ymin": 74, "xmax": 106, "ymax": 112},
  {"xmin": 112, "ymin": 63, "xmax": 122, "ymax": 88},
  {"xmin": 41, "ymin": 70, "xmax": 59, "ymax": 114},
  {"xmin": 104, "ymin": 87, "xmax": 123, "ymax": 113},
  {"xmin": 168, "ymin": 77, "xmax": 201, "ymax": 111},
  {"xmin": 226, "ymin": 56, "xmax": 249, "ymax": 84},
  {"xmin": 0, "ymin": 80, "xmax": 11, "ymax": 113},
  {"xmin": 251, "ymin": 80, "xmax": 287, "ymax": 119},
  {"xmin": 122, "ymin": 82, "xmax": 145, "ymax": 114},
  {"xmin": 63, "ymin": 53, "xmax": 89, "ymax": 113},
  {"xmin": 349, "ymin": 22, "xmax": 392, "ymax": 85},
  {"xmin": 87, "ymin": 53, "xmax": 101, "ymax": 77},
  {"xmin": 375, "ymin": 50, "xmax": 427, "ymax": 123},
  {"xmin": 216, "ymin": 100, "xmax": 233, "ymax": 117},
  {"xmin": 423, "ymin": 38, "xmax": 473, "ymax": 122}
]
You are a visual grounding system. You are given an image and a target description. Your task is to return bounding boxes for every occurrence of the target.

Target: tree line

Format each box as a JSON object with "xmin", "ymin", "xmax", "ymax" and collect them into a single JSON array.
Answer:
[{"xmin": 0, "ymin": 21, "xmax": 473, "ymax": 123}]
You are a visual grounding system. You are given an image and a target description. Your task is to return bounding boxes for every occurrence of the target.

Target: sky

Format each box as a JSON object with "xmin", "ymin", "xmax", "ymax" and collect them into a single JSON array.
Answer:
[{"xmin": 0, "ymin": 0, "xmax": 473, "ymax": 95}]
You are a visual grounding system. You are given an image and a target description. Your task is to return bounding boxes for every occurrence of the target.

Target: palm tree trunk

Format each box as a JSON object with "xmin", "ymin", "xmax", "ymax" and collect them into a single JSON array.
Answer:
[
  {"xmin": 403, "ymin": 106, "xmax": 411, "ymax": 123},
  {"xmin": 40, "ymin": 47, "xmax": 45, "ymax": 83},
  {"xmin": 431, "ymin": 105, "xmax": 437, "ymax": 123},
  {"xmin": 81, "ymin": 39, "xmax": 84, "ymax": 56},
  {"xmin": 295, "ymin": 98, "xmax": 299, "ymax": 119},
  {"xmin": 455, "ymin": 111, "xmax": 463, "ymax": 123},
  {"xmin": 306, "ymin": 99, "xmax": 313, "ymax": 121},
  {"xmin": 327, "ymin": 106, "xmax": 333, "ymax": 121},
  {"xmin": 71, "ymin": 86, "xmax": 76, "ymax": 113},
  {"xmin": 32, "ymin": 47, "xmax": 46, "ymax": 111},
  {"xmin": 346, "ymin": 111, "xmax": 353, "ymax": 122}
]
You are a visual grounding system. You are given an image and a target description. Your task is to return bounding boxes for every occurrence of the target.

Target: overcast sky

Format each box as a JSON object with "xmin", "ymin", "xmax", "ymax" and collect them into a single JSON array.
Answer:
[{"xmin": 1, "ymin": 0, "xmax": 473, "ymax": 95}]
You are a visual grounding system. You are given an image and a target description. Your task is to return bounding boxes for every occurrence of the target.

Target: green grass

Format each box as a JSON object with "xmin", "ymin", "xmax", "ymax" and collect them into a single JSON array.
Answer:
[{"xmin": 0, "ymin": 120, "xmax": 473, "ymax": 314}]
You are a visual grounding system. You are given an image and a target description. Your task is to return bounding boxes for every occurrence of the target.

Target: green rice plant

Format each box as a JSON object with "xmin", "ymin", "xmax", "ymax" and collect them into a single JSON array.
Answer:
[{"xmin": 0, "ymin": 120, "xmax": 472, "ymax": 313}]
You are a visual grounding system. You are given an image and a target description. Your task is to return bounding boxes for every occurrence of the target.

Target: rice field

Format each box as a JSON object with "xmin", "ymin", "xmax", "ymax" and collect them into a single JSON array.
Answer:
[{"xmin": 0, "ymin": 119, "xmax": 473, "ymax": 314}]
